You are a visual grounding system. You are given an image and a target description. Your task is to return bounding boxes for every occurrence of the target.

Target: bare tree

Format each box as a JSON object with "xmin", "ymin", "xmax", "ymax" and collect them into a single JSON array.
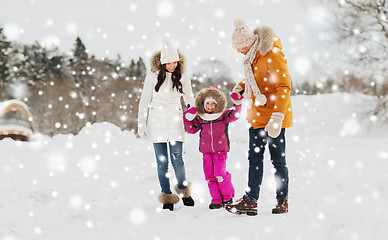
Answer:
[
  {"xmin": 328, "ymin": 0, "xmax": 388, "ymax": 95},
  {"xmin": 322, "ymin": 0, "xmax": 388, "ymax": 123}
]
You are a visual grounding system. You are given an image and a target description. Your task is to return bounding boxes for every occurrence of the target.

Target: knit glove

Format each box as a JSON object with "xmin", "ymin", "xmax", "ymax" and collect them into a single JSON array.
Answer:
[
  {"xmin": 183, "ymin": 105, "xmax": 197, "ymax": 122},
  {"xmin": 231, "ymin": 84, "xmax": 244, "ymax": 105},
  {"xmin": 264, "ymin": 112, "xmax": 284, "ymax": 138}
]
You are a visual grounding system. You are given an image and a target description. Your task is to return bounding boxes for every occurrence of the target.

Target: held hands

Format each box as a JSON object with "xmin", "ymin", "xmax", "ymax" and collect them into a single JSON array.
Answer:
[
  {"xmin": 183, "ymin": 104, "xmax": 197, "ymax": 121},
  {"xmin": 265, "ymin": 112, "xmax": 284, "ymax": 138},
  {"xmin": 231, "ymin": 84, "xmax": 244, "ymax": 105}
]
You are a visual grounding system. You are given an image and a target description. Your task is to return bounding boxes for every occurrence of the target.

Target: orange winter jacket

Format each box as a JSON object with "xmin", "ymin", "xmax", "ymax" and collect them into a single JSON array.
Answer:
[{"xmin": 238, "ymin": 33, "xmax": 293, "ymax": 129}]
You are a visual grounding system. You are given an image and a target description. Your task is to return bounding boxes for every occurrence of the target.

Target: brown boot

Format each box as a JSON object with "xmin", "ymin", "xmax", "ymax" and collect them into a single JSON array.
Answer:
[
  {"xmin": 225, "ymin": 195, "xmax": 258, "ymax": 216},
  {"xmin": 175, "ymin": 183, "xmax": 195, "ymax": 207},
  {"xmin": 272, "ymin": 200, "xmax": 288, "ymax": 214},
  {"xmin": 158, "ymin": 192, "xmax": 179, "ymax": 211}
]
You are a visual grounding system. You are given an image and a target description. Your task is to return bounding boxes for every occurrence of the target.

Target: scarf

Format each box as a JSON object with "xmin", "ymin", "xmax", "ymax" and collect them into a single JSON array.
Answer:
[{"xmin": 242, "ymin": 35, "xmax": 267, "ymax": 107}]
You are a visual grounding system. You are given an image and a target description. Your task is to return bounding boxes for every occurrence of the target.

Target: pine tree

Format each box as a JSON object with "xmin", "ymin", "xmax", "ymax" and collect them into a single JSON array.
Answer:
[
  {"xmin": 73, "ymin": 37, "xmax": 88, "ymax": 61},
  {"xmin": 0, "ymin": 27, "xmax": 11, "ymax": 86},
  {"xmin": 14, "ymin": 42, "xmax": 50, "ymax": 85},
  {"xmin": 69, "ymin": 36, "xmax": 93, "ymax": 125},
  {"xmin": 47, "ymin": 55, "xmax": 64, "ymax": 77},
  {"xmin": 127, "ymin": 59, "xmax": 136, "ymax": 77},
  {"xmin": 70, "ymin": 37, "xmax": 89, "ymax": 85},
  {"xmin": 135, "ymin": 57, "xmax": 146, "ymax": 78}
]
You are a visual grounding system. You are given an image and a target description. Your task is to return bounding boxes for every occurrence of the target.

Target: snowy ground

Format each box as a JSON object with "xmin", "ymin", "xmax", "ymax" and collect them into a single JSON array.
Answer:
[{"xmin": 1, "ymin": 93, "xmax": 387, "ymax": 240}]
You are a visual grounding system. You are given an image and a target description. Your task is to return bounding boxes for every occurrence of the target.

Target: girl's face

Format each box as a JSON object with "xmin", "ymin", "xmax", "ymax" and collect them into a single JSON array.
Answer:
[
  {"xmin": 205, "ymin": 101, "xmax": 217, "ymax": 113},
  {"xmin": 165, "ymin": 61, "xmax": 178, "ymax": 73}
]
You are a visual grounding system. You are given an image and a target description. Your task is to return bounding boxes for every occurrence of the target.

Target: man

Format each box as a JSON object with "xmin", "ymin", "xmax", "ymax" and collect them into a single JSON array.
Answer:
[{"xmin": 225, "ymin": 19, "xmax": 292, "ymax": 216}]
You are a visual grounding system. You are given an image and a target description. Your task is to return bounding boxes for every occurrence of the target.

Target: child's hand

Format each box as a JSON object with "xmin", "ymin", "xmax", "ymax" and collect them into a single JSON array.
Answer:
[
  {"xmin": 231, "ymin": 85, "xmax": 244, "ymax": 105},
  {"xmin": 183, "ymin": 105, "xmax": 197, "ymax": 121},
  {"xmin": 231, "ymin": 92, "xmax": 243, "ymax": 100}
]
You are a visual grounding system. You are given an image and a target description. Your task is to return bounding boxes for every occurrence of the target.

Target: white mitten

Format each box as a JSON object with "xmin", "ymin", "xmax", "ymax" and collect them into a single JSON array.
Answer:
[
  {"xmin": 137, "ymin": 121, "xmax": 149, "ymax": 138},
  {"xmin": 264, "ymin": 112, "xmax": 284, "ymax": 138}
]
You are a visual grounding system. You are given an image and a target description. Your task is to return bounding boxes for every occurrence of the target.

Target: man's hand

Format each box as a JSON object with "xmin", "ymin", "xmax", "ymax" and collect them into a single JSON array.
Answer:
[{"xmin": 265, "ymin": 112, "xmax": 284, "ymax": 138}]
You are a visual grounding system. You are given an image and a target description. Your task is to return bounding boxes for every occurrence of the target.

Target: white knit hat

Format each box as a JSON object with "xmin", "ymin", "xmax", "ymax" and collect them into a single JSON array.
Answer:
[
  {"xmin": 160, "ymin": 39, "xmax": 179, "ymax": 64},
  {"xmin": 203, "ymin": 97, "xmax": 217, "ymax": 109},
  {"xmin": 231, "ymin": 19, "xmax": 257, "ymax": 49}
]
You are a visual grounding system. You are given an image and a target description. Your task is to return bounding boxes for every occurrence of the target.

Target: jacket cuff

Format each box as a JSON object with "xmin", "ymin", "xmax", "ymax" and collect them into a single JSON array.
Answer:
[{"xmin": 271, "ymin": 112, "xmax": 285, "ymax": 121}]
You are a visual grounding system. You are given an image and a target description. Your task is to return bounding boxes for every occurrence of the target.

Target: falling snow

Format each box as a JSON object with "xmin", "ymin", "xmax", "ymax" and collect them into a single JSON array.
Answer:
[
  {"xmin": 1, "ymin": 94, "xmax": 388, "ymax": 239},
  {"xmin": 1, "ymin": 0, "xmax": 388, "ymax": 239}
]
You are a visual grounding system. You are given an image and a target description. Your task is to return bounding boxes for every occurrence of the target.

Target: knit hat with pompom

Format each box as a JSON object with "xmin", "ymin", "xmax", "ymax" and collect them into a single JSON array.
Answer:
[
  {"xmin": 161, "ymin": 39, "xmax": 179, "ymax": 64},
  {"xmin": 231, "ymin": 19, "xmax": 257, "ymax": 49}
]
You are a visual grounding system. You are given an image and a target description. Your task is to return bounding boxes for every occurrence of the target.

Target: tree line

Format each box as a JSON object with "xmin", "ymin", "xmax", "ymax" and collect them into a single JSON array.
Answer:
[
  {"xmin": 1, "ymin": 0, "xmax": 388, "ymax": 137},
  {"xmin": 0, "ymin": 27, "xmax": 238, "ymax": 136},
  {"xmin": 0, "ymin": 27, "xmax": 148, "ymax": 136}
]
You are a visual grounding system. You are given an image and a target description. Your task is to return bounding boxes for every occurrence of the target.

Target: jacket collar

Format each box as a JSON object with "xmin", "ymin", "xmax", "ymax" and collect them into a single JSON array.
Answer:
[{"xmin": 198, "ymin": 112, "xmax": 223, "ymax": 121}]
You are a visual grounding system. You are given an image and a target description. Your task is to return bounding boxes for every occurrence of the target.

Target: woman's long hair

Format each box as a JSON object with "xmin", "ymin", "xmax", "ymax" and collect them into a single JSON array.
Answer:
[{"xmin": 155, "ymin": 62, "xmax": 184, "ymax": 93}]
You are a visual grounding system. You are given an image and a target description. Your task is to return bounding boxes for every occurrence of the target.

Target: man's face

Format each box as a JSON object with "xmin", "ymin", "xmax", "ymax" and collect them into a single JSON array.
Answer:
[{"xmin": 236, "ymin": 44, "xmax": 253, "ymax": 55}]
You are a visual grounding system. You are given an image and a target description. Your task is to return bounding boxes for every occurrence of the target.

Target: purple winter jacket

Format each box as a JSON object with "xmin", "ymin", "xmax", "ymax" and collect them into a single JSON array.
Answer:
[{"xmin": 184, "ymin": 104, "xmax": 242, "ymax": 153}]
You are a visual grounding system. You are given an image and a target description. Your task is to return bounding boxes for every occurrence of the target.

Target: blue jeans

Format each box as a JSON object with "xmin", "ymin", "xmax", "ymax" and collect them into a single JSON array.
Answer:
[
  {"xmin": 246, "ymin": 127, "xmax": 289, "ymax": 203},
  {"xmin": 153, "ymin": 141, "xmax": 187, "ymax": 194}
]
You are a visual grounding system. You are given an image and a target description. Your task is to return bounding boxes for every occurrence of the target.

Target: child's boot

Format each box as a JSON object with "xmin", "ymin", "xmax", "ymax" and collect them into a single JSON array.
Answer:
[{"xmin": 209, "ymin": 203, "xmax": 222, "ymax": 209}]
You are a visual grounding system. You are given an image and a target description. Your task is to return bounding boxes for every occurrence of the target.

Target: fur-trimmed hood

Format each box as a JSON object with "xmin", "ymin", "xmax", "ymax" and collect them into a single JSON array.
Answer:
[
  {"xmin": 150, "ymin": 50, "xmax": 186, "ymax": 73},
  {"xmin": 195, "ymin": 87, "xmax": 226, "ymax": 116},
  {"xmin": 253, "ymin": 26, "xmax": 279, "ymax": 56}
]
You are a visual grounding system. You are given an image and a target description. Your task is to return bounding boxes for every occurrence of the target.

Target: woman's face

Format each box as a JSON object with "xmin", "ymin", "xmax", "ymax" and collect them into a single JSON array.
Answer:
[{"xmin": 165, "ymin": 61, "xmax": 178, "ymax": 73}]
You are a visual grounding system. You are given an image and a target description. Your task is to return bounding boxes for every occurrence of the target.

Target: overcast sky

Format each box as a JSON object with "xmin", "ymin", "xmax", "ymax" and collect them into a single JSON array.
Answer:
[{"xmin": 0, "ymin": 0, "xmax": 331, "ymax": 84}]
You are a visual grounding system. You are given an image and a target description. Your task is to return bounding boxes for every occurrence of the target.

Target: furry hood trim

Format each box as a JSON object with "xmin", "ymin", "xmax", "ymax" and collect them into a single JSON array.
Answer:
[
  {"xmin": 195, "ymin": 87, "xmax": 226, "ymax": 116},
  {"xmin": 253, "ymin": 26, "xmax": 277, "ymax": 56},
  {"xmin": 150, "ymin": 50, "xmax": 186, "ymax": 73}
]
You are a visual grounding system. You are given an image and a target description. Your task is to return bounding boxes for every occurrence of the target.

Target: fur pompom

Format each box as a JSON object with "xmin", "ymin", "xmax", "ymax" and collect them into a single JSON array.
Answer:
[{"xmin": 234, "ymin": 19, "xmax": 246, "ymax": 30}]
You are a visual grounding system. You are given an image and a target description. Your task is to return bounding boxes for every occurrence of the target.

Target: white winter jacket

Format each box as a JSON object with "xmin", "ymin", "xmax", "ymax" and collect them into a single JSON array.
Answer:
[{"xmin": 138, "ymin": 71, "xmax": 194, "ymax": 143}]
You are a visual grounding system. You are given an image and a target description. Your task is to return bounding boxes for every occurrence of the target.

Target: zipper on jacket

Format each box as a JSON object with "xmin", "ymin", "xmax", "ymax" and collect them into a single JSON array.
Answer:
[{"xmin": 210, "ymin": 121, "xmax": 215, "ymax": 152}]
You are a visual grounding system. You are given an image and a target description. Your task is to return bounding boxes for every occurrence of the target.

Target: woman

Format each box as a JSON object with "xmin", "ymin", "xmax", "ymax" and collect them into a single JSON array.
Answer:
[{"xmin": 138, "ymin": 39, "xmax": 195, "ymax": 211}]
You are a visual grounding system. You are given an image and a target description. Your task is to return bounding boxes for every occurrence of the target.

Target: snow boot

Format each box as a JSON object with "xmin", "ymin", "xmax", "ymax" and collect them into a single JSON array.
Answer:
[
  {"xmin": 222, "ymin": 198, "xmax": 233, "ymax": 206},
  {"xmin": 209, "ymin": 203, "xmax": 222, "ymax": 209},
  {"xmin": 175, "ymin": 183, "xmax": 195, "ymax": 207},
  {"xmin": 163, "ymin": 203, "xmax": 174, "ymax": 211},
  {"xmin": 182, "ymin": 196, "xmax": 195, "ymax": 206},
  {"xmin": 159, "ymin": 192, "xmax": 179, "ymax": 211},
  {"xmin": 272, "ymin": 200, "xmax": 288, "ymax": 214},
  {"xmin": 225, "ymin": 195, "xmax": 257, "ymax": 216}
]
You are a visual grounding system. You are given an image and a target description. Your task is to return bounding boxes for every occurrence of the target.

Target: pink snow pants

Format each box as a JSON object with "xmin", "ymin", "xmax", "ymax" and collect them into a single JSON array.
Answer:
[{"xmin": 203, "ymin": 152, "xmax": 235, "ymax": 204}]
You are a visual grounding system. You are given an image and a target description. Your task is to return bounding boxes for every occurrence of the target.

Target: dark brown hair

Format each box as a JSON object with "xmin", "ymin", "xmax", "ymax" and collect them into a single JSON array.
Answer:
[{"xmin": 155, "ymin": 62, "xmax": 184, "ymax": 93}]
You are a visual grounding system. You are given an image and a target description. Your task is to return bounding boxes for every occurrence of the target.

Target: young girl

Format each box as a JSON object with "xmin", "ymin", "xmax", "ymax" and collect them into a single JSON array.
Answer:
[
  {"xmin": 183, "ymin": 86, "xmax": 243, "ymax": 209},
  {"xmin": 138, "ymin": 39, "xmax": 195, "ymax": 211}
]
